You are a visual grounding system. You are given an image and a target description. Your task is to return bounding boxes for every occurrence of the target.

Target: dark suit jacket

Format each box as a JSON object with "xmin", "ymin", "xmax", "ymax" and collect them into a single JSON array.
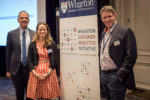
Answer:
[
  {"xmin": 100, "ymin": 23, "xmax": 137, "ymax": 89},
  {"xmin": 27, "ymin": 41, "xmax": 57, "ymax": 72},
  {"xmin": 6, "ymin": 28, "xmax": 35, "ymax": 75}
]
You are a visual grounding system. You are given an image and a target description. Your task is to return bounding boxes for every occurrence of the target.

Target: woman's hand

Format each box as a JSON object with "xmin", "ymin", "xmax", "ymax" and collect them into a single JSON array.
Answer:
[
  {"xmin": 32, "ymin": 70, "xmax": 42, "ymax": 80},
  {"xmin": 38, "ymin": 68, "xmax": 52, "ymax": 80},
  {"xmin": 38, "ymin": 73, "xmax": 48, "ymax": 80},
  {"xmin": 32, "ymin": 68, "xmax": 52, "ymax": 80}
]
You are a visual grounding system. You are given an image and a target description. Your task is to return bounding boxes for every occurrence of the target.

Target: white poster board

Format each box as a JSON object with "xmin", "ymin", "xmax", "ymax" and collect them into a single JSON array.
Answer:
[{"xmin": 59, "ymin": 0, "xmax": 100, "ymax": 100}]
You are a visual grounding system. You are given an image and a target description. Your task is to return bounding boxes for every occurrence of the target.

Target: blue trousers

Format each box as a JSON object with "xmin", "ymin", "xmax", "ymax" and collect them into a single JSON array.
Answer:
[{"xmin": 100, "ymin": 71, "xmax": 126, "ymax": 100}]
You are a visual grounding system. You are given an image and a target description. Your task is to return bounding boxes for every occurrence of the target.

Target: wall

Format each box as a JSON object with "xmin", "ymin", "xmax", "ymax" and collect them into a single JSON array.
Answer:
[
  {"xmin": 113, "ymin": 0, "xmax": 150, "ymax": 90},
  {"xmin": 38, "ymin": 0, "xmax": 46, "ymax": 22}
]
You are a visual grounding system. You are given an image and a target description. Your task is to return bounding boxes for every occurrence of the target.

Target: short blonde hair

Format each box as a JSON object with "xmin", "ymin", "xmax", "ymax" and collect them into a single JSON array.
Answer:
[
  {"xmin": 32, "ymin": 22, "xmax": 53, "ymax": 47},
  {"xmin": 100, "ymin": 5, "xmax": 116, "ymax": 15}
]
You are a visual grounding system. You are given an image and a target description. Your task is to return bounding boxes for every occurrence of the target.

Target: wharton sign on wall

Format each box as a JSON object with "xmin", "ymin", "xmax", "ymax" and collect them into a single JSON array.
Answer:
[{"xmin": 59, "ymin": 0, "xmax": 100, "ymax": 100}]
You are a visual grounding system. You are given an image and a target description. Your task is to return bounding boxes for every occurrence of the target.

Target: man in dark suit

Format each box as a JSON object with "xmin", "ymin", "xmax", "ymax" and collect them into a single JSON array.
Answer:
[
  {"xmin": 6, "ymin": 11, "xmax": 34, "ymax": 100},
  {"xmin": 99, "ymin": 6, "xmax": 137, "ymax": 100}
]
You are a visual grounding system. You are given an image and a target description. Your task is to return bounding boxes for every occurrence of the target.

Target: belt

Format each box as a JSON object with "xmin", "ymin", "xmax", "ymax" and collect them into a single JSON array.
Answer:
[
  {"xmin": 39, "ymin": 60, "xmax": 49, "ymax": 62},
  {"xmin": 101, "ymin": 69, "xmax": 117, "ymax": 73}
]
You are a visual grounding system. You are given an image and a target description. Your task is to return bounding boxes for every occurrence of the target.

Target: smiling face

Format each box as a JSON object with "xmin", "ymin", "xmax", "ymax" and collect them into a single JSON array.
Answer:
[
  {"xmin": 18, "ymin": 12, "xmax": 29, "ymax": 30},
  {"xmin": 37, "ymin": 24, "xmax": 48, "ymax": 40},
  {"xmin": 101, "ymin": 11, "xmax": 116, "ymax": 30}
]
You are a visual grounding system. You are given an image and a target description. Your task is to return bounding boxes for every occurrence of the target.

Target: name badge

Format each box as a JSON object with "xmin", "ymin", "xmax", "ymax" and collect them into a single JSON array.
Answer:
[
  {"xmin": 47, "ymin": 49, "xmax": 52, "ymax": 53},
  {"xmin": 114, "ymin": 40, "xmax": 120, "ymax": 46}
]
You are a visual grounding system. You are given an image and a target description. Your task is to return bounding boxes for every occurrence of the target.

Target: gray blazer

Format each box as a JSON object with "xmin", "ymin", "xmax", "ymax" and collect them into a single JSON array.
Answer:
[
  {"xmin": 6, "ymin": 28, "xmax": 35, "ymax": 75},
  {"xmin": 100, "ymin": 23, "xmax": 137, "ymax": 89}
]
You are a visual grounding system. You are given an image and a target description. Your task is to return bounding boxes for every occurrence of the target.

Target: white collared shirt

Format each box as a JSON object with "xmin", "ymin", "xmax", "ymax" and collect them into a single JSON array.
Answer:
[
  {"xmin": 19, "ymin": 28, "xmax": 30, "ymax": 62},
  {"xmin": 100, "ymin": 21, "xmax": 117, "ymax": 70}
]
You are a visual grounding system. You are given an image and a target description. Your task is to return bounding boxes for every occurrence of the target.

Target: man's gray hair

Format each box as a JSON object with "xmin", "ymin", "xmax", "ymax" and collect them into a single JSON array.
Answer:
[{"xmin": 18, "ymin": 10, "xmax": 29, "ymax": 18}]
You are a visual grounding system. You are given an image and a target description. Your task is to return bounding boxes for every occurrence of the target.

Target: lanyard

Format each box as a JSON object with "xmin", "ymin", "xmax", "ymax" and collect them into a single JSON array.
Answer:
[{"xmin": 102, "ymin": 32, "xmax": 112, "ymax": 54}]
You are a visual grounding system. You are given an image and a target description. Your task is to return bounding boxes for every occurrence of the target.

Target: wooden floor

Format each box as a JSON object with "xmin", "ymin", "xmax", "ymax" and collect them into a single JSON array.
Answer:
[{"xmin": 0, "ymin": 77, "xmax": 149, "ymax": 100}]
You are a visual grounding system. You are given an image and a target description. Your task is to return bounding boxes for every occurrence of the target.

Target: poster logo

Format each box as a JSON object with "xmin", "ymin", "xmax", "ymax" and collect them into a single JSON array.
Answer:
[
  {"xmin": 60, "ymin": 0, "xmax": 97, "ymax": 18},
  {"xmin": 61, "ymin": 2, "xmax": 68, "ymax": 13}
]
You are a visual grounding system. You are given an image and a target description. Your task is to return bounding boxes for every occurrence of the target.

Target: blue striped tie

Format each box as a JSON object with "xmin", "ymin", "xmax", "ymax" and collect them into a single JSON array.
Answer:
[{"xmin": 22, "ymin": 31, "xmax": 27, "ymax": 66}]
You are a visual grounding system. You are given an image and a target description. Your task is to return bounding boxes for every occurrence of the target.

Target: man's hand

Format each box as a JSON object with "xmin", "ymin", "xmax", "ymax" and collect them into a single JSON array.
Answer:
[
  {"xmin": 119, "ymin": 77, "xmax": 123, "ymax": 82},
  {"xmin": 6, "ymin": 72, "xmax": 11, "ymax": 78}
]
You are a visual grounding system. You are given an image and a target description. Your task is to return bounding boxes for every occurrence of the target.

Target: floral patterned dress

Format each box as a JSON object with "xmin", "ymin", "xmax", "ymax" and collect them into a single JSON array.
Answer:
[{"xmin": 27, "ymin": 42, "xmax": 60, "ymax": 99}]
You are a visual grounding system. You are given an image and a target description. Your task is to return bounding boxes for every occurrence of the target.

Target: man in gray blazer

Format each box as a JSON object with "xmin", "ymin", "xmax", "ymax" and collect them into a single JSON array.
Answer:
[
  {"xmin": 6, "ymin": 11, "xmax": 34, "ymax": 100},
  {"xmin": 99, "ymin": 6, "xmax": 137, "ymax": 100}
]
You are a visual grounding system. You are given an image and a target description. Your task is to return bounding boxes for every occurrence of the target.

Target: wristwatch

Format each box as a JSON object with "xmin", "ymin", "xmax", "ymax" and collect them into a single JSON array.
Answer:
[{"xmin": 47, "ymin": 72, "xmax": 50, "ymax": 76}]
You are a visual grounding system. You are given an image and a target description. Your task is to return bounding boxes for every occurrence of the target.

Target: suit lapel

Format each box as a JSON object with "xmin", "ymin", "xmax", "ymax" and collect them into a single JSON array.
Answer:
[
  {"xmin": 99, "ymin": 31, "xmax": 105, "ymax": 53},
  {"xmin": 99, "ymin": 31, "xmax": 105, "ymax": 46},
  {"xmin": 15, "ymin": 28, "xmax": 21, "ymax": 47},
  {"xmin": 29, "ymin": 29, "xmax": 34, "ymax": 42},
  {"xmin": 29, "ymin": 30, "xmax": 32, "ymax": 42},
  {"xmin": 109, "ymin": 23, "xmax": 120, "ymax": 47}
]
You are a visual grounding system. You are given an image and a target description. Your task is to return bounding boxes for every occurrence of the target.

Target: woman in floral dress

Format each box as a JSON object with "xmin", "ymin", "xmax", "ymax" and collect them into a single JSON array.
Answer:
[{"xmin": 27, "ymin": 22, "xmax": 60, "ymax": 100}]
